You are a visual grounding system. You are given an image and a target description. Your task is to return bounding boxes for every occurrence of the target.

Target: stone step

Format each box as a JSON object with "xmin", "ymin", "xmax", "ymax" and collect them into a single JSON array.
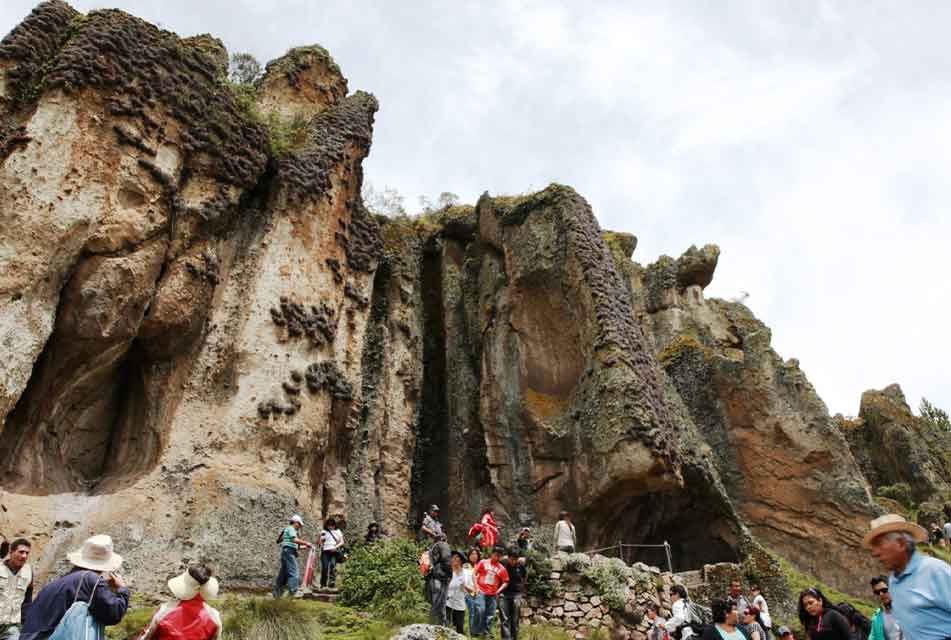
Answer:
[
  {"xmin": 674, "ymin": 569, "xmax": 704, "ymax": 589},
  {"xmin": 299, "ymin": 589, "xmax": 339, "ymax": 603}
]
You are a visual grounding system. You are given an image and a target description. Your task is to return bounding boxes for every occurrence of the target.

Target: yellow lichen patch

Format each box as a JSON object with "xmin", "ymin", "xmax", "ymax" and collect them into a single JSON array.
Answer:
[
  {"xmin": 602, "ymin": 231, "xmax": 636, "ymax": 260},
  {"xmin": 525, "ymin": 387, "xmax": 570, "ymax": 420},
  {"xmin": 833, "ymin": 414, "xmax": 866, "ymax": 431},
  {"xmin": 658, "ymin": 333, "xmax": 705, "ymax": 364}
]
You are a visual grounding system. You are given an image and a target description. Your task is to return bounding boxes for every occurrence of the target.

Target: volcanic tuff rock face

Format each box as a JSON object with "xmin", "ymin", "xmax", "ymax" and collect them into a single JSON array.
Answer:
[
  {"xmin": 0, "ymin": 2, "xmax": 882, "ymax": 595},
  {"xmin": 841, "ymin": 384, "xmax": 951, "ymax": 510}
]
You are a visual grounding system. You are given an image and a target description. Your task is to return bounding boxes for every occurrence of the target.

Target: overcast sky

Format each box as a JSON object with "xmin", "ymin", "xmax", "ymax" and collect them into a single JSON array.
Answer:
[{"xmin": 3, "ymin": 1, "xmax": 948, "ymax": 416}]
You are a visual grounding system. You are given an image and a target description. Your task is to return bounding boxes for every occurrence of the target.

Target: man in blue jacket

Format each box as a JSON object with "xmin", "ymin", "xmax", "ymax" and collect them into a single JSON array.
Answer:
[
  {"xmin": 868, "ymin": 575, "xmax": 902, "ymax": 640},
  {"xmin": 20, "ymin": 535, "xmax": 130, "ymax": 640}
]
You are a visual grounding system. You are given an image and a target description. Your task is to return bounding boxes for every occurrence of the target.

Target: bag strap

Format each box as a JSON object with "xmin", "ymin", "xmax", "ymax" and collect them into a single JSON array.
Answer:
[
  {"xmin": 72, "ymin": 573, "xmax": 102, "ymax": 605},
  {"xmin": 88, "ymin": 575, "xmax": 102, "ymax": 605},
  {"xmin": 73, "ymin": 574, "xmax": 88, "ymax": 605}
]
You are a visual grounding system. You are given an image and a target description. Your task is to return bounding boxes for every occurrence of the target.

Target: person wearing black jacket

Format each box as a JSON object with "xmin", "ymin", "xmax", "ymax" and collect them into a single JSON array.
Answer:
[
  {"xmin": 20, "ymin": 536, "xmax": 129, "ymax": 640},
  {"xmin": 798, "ymin": 588, "xmax": 851, "ymax": 640},
  {"xmin": 499, "ymin": 546, "xmax": 527, "ymax": 640},
  {"xmin": 428, "ymin": 534, "xmax": 452, "ymax": 627}
]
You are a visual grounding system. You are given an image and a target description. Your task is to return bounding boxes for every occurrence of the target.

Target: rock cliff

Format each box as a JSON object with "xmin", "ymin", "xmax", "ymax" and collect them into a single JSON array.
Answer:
[
  {"xmin": 0, "ymin": 2, "xmax": 883, "ymax": 596},
  {"xmin": 840, "ymin": 384, "xmax": 951, "ymax": 517}
]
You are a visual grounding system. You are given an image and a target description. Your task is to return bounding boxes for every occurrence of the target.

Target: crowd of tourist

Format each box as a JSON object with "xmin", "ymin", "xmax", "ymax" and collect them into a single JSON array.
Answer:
[
  {"xmin": 2, "ymin": 510, "xmax": 951, "ymax": 640},
  {"xmin": 414, "ymin": 504, "xmax": 549, "ymax": 638}
]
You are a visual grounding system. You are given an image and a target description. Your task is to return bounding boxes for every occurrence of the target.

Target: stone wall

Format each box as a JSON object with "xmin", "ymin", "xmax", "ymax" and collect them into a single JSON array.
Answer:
[
  {"xmin": 522, "ymin": 552, "xmax": 794, "ymax": 640},
  {"xmin": 522, "ymin": 555, "xmax": 667, "ymax": 640}
]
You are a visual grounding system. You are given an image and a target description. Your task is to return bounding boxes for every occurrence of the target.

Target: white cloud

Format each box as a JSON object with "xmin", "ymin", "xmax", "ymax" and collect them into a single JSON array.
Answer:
[{"xmin": 0, "ymin": 0, "xmax": 947, "ymax": 414}]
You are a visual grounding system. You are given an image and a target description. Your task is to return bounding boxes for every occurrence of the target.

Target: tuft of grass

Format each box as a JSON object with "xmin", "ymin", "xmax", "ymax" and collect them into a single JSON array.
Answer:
[{"xmin": 520, "ymin": 624, "xmax": 575, "ymax": 640}]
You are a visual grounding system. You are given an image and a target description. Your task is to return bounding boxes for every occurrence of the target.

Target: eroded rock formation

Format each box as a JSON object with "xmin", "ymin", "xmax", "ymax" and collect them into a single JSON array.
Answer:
[
  {"xmin": 0, "ymin": 1, "xmax": 885, "ymax": 596},
  {"xmin": 841, "ymin": 384, "xmax": 951, "ymax": 508}
]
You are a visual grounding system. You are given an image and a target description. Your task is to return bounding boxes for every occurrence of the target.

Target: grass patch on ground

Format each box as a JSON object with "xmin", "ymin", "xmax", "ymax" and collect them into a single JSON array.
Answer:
[
  {"xmin": 107, "ymin": 597, "xmax": 421, "ymax": 640},
  {"xmin": 519, "ymin": 625, "xmax": 577, "ymax": 640}
]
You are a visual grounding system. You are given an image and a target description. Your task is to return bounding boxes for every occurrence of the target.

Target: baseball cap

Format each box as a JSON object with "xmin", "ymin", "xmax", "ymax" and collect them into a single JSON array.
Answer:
[{"xmin": 290, "ymin": 514, "xmax": 304, "ymax": 525}]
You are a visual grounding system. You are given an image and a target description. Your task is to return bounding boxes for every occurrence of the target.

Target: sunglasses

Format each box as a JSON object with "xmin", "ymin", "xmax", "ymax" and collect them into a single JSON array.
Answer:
[{"xmin": 873, "ymin": 587, "xmax": 889, "ymax": 595}]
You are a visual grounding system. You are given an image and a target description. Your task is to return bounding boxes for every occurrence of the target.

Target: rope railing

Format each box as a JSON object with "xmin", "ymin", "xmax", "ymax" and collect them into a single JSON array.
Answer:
[{"xmin": 581, "ymin": 540, "xmax": 675, "ymax": 574}]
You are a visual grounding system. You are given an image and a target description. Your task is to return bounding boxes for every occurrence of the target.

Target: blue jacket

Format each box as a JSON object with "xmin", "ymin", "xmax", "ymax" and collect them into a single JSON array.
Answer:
[
  {"xmin": 20, "ymin": 569, "xmax": 129, "ymax": 640},
  {"xmin": 869, "ymin": 608, "xmax": 885, "ymax": 640}
]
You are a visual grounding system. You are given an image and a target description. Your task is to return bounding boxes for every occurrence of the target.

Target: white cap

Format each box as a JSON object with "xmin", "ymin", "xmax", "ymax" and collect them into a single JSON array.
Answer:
[{"xmin": 290, "ymin": 514, "xmax": 304, "ymax": 525}]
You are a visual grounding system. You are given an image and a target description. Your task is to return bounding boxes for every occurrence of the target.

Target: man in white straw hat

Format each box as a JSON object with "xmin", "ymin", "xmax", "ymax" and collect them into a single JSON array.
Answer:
[
  {"xmin": 138, "ymin": 565, "xmax": 221, "ymax": 640},
  {"xmin": 864, "ymin": 513, "xmax": 951, "ymax": 640},
  {"xmin": 20, "ymin": 535, "xmax": 130, "ymax": 640}
]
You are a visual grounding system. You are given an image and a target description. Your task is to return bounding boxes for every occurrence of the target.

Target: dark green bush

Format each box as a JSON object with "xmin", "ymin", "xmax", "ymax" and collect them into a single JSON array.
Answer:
[
  {"xmin": 338, "ymin": 537, "xmax": 429, "ymax": 619},
  {"xmin": 877, "ymin": 482, "xmax": 915, "ymax": 510}
]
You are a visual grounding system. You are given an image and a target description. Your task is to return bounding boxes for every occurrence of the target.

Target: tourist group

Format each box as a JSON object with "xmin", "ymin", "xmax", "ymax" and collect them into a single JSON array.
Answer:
[{"xmin": 1, "ymin": 510, "xmax": 950, "ymax": 640}]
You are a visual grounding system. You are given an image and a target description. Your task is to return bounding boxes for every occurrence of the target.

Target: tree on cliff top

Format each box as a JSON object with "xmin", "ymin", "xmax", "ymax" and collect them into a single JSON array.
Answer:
[
  {"xmin": 921, "ymin": 398, "xmax": 951, "ymax": 431},
  {"xmin": 229, "ymin": 52, "xmax": 262, "ymax": 85}
]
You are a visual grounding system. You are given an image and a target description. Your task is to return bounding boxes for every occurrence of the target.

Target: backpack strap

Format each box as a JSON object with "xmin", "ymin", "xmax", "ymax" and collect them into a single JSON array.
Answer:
[
  {"xmin": 73, "ymin": 574, "xmax": 88, "ymax": 605},
  {"xmin": 72, "ymin": 573, "xmax": 102, "ymax": 605},
  {"xmin": 87, "ymin": 575, "xmax": 102, "ymax": 605}
]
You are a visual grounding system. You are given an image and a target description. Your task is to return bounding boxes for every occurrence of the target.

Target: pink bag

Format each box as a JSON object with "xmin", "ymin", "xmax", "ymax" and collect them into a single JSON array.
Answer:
[{"xmin": 303, "ymin": 545, "xmax": 317, "ymax": 587}]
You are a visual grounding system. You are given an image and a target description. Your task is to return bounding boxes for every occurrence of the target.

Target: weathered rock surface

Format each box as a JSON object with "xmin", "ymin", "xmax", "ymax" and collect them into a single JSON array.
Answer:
[
  {"xmin": 611, "ymin": 246, "xmax": 881, "ymax": 588},
  {"xmin": 841, "ymin": 384, "xmax": 951, "ymax": 505},
  {"xmin": 0, "ymin": 2, "xmax": 890, "ymax": 597},
  {"xmin": 390, "ymin": 624, "xmax": 466, "ymax": 640}
]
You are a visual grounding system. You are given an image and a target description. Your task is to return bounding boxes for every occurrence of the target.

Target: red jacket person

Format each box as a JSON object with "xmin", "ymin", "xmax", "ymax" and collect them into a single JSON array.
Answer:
[{"xmin": 139, "ymin": 566, "xmax": 221, "ymax": 640}]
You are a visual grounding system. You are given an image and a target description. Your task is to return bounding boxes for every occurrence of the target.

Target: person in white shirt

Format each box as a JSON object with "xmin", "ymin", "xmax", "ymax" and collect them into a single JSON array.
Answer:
[
  {"xmin": 318, "ymin": 518, "xmax": 344, "ymax": 590},
  {"xmin": 750, "ymin": 584, "xmax": 772, "ymax": 636},
  {"xmin": 665, "ymin": 585, "xmax": 695, "ymax": 639},
  {"xmin": 0, "ymin": 538, "xmax": 33, "ymax": 640},
  {"xmin": 446, "ymin": 552, "xmax": 471, "ymax": 634},
  {"xmin": 553, "ymin": 512, "xmax": 576, "ymax": 553}
]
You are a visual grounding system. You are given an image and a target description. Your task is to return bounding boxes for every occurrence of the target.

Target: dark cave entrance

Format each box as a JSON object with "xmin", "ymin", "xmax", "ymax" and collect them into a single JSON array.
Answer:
[
  {"xmin": 0, "ymin": 335, "xmax": 162, "ymax": 496},
  {"xmin": 410, "ymin": 240, "xmax": 450, "ymax": 530},
  {"xmin": 580, "ymin": 470, "xmax": 742, "ymax": 572}
]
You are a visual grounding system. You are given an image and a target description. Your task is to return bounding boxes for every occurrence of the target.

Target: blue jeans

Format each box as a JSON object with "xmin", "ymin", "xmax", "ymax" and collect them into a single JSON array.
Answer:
[
  {"xmin": 273, "ymin": 546, "xmax": 300, "ymax": 597},
  {"xmin": 466, "ymin": 593, "xmax": 479, "ymax": 634},
  {"xmin": 478, "ymin": 593, "xmax": 498, "ymax": 636}
]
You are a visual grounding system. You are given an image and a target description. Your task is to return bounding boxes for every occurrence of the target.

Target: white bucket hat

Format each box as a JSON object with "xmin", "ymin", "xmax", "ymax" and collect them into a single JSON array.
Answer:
[
  {"xmin": 168, "ymin": 569, "xmax": 219, "ymax": 601},
  {"xmin": 66, "ymin": 535, "xmax": 123, "ymax": 573},
  {"xmin": 862, "ymin": 513, "xmax": 928, "ymax": 548}
]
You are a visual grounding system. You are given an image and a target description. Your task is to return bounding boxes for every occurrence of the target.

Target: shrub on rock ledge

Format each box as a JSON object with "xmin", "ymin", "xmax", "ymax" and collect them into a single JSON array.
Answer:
[
  {"xmin": 526, "ymin": 550, "xmax": 559, "ymax": 600},
  {"xmin": 581, "ymin": 558, "xmax": 630, "ymax": 611}
]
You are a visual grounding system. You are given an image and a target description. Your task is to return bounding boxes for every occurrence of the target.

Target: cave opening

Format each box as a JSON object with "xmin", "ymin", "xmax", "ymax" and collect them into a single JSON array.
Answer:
[
  {"xmin": 0, "ymin": 335, "xmax": 162, "ymax": 496},
  {"xmin": 410, "ymin": 240, "xmax": 450, "ymax": 530},
  {"xmin": 580, "ymin": 471, "xmax": 742, "ymax": 572}
]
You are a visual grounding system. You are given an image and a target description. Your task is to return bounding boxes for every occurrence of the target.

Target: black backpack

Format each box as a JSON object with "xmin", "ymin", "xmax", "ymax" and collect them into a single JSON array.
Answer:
[
  {"xmin": 836, "ymin": 602, "xmax": 871, "ymax": 640},
  {"xmin": 429, "ymin": 543, "xmax": 451, "ymax": 580},
  {"xmin": 673, "ymin": 601, "xmax": 713, "ymax": 638}
]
